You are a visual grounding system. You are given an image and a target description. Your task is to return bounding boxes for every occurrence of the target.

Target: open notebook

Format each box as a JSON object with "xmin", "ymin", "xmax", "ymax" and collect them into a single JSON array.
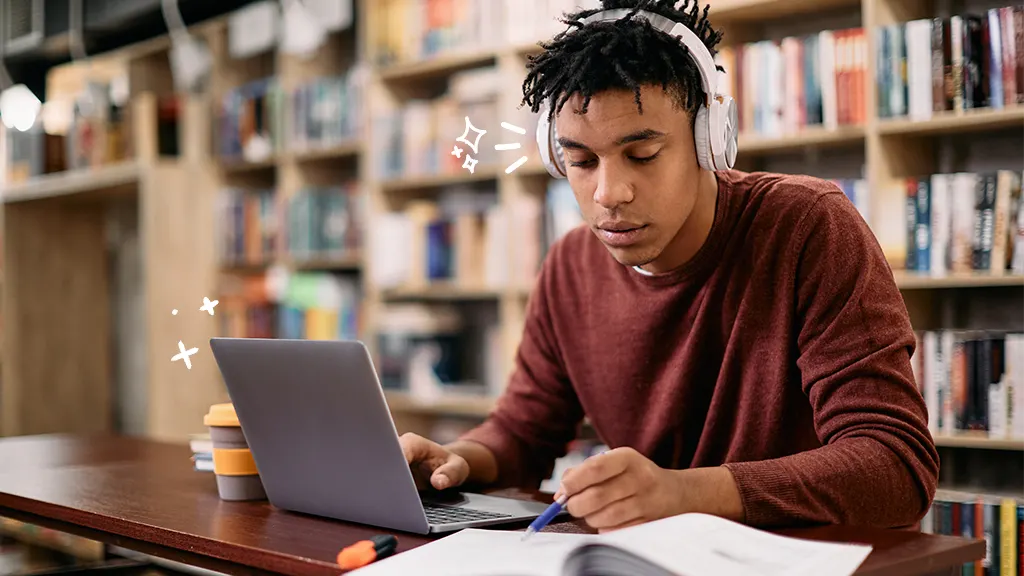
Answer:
[{"xmin": 352, "ymin": 512, "xmax": 872, "ymax": 576}]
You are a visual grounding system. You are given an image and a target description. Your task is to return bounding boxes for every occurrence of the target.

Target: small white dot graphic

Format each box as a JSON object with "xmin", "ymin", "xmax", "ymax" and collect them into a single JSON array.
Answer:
[{"xmin": 172, "ymin": 309, "xmax": 178, "ymax": 315}]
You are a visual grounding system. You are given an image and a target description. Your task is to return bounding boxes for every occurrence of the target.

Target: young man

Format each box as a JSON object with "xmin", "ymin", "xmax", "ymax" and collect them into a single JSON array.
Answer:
[{"xmin": 400, "ymin": 0, "xmax": 939, "ymax": 533}]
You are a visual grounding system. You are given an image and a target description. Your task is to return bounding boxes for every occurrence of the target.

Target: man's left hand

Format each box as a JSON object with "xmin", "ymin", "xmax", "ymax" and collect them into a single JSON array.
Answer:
[{"xmin": 555, "ymin": 447, "xmax": 744, "ymax": 533}]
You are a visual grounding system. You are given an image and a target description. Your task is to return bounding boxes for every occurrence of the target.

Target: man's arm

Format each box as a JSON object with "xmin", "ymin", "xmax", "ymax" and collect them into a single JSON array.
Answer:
[
  {"xmin": 455, "ymin": 249, "xmax": 586, "ymax": 488},
  {"xmin": 722, "ymin": 190, "xmax": 940, "ymax": 529}
]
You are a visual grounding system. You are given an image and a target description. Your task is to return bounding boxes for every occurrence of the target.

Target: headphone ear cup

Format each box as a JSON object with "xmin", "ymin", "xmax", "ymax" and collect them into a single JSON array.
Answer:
[
  {"xmin": 693, "ymin": 105, "xmax": 713, "ymax": 172},
  {"xmin": 535, "ymin": 104, "xmax": 567, "ymax": 179}
]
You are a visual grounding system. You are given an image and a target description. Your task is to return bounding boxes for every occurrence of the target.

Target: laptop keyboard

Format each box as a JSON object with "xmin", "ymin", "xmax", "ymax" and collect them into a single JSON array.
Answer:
[{"xmin": 423, "ymin": 503, "xmax": 513, "ymax": 525}]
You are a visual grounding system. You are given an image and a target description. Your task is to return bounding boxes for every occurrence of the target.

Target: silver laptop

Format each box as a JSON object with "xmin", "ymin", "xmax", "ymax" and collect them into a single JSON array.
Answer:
[{"xmin": 209, "ymin": 337, "xmax": 558, "ymax": 534}]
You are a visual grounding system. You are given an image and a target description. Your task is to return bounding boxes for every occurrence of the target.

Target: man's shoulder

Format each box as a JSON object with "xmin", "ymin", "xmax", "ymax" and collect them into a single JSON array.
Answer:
[
  {"xmin": 727, "ymin": 170, "xmax": 845, "ymax": 213},
  {"xmin": 725, "ymin": 170, "xmax": 862, "ymax": 237}
]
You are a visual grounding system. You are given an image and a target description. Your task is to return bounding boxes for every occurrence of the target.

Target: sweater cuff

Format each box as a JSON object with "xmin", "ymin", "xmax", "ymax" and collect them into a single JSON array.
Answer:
[
  {"xmin": 721, "ymin": 460, "xmax": 801, "ymax": 528},
  {"xmin": 457, "ymin": 419, "xmax": 529, "ymax": 487}
]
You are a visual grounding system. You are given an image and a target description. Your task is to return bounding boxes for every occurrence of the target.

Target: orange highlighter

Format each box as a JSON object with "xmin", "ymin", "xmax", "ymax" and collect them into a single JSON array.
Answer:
[{"xmin": 337, "ymin": 534, "xmax": 398, "ymax": 570}]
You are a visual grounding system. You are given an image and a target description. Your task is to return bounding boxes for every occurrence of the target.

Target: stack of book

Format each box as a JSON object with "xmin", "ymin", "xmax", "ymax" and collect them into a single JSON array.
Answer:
[
  {"xmin": 715, "ymin": 27, "xmax": 868, "ymax": 139},
  {"xmin": 277, "ymin": 272, "xmax": 362, "ymax": 341},
  {"xmin": 876, "ymin": 6, "xmax": 1024, "ymax": 120},
  {"xmin": 370, "ymin": 189, "xmax": 541, "ymax": 291},
  {"xmin": 921, "ymin": 489, "xmax": 1022, "ymax": 575},
  {"xmin": 903, "ymin": 170, "xmax": 1023, "ymax": 275},
  {"xmin": 218, "ymin": 273, "xmax": 278, "ymax": 339},
  {"xmin": 912, "ymin": 330, "xmax": 1024, "ymax": 439},
  {"xmin": 286, "ymin": 71, "xmax": 364, "ymax": 151},
  {"xmin": 375, "ymin": 67, "xmax": 502, "ymax": 181},
  {"xmin": 369, "ymin": 0, "xmax": 602, "ymax": 67},
  {"xmin": 284, "ymin": 184, "xmax": 364, "ymax": 263},
  {"xmin": 189, "ymin": 433, "xmax": 213, "ymax": 473},
  {"xmin": 217, "ymin": 187, "xmax": 278, "ymax": 267},
  {"xmin": 217, "ymin": 77, "xmax": 285, "ymax": 163}
]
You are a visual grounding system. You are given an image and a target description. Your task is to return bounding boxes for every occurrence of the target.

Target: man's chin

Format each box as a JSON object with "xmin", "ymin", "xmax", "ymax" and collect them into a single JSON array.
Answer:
[{"xmin": 602, "ymin": 244, "xmax": 656, "ymax": 268}]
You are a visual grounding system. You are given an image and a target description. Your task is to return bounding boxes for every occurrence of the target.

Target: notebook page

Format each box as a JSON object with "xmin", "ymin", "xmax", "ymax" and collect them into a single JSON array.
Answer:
[
  {"xmin": 600, "ymin": 513, "xmax": 872, "ymax": 576},
  {"xmin": 350, "ymin": 529, "xmax": 595, "ymax": 576}
]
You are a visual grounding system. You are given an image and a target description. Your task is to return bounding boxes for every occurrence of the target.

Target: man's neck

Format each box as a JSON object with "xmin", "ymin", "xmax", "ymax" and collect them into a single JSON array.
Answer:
[{"xmin": 636, "ymin": 169, "xmax": 720, "ymax": 275}]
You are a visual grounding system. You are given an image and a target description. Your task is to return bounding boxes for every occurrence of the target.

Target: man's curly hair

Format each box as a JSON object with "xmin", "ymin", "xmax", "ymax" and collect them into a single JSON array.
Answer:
[{"xmin": 522, "ymin": 0, "xmax": 724, "ymax": 127}]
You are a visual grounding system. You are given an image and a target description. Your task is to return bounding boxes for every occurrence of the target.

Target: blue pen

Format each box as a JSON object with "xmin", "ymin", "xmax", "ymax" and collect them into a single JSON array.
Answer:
[{"xmin": 521, "ymin": 493, "xmax": 568, "ymax": 541}]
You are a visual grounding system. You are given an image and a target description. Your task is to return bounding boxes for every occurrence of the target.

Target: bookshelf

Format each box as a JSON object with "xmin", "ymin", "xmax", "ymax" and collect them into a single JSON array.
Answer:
[{"xmin": 1, "ymin": 0, "xmax": 1022, "ymax": 542}]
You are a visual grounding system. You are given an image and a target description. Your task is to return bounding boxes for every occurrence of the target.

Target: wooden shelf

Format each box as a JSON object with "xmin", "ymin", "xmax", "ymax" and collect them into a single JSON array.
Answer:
[
  {"xmin": 737, "ymin": 125, "xmax": 865, "ymax": 154},
  {"xmin": 287, "ymin": 142, "xmax": 362, "ymax": 163},
  {"xmin": 218, "ymin": 156, "xmax": 277, "ymax": 175},
  {"xmin": 286, "ymin": 254, "xmax": 362, "ymax": 271},
  {"xmin": 380, "ymin": 169, "xmax": 501, "ymax": 193},
  {"xmin": 876, "ymin": 106, "xmax": 1024, "ymax": 137},
  {"xmin": 893, "ymin": 271, "xmax": 1024, "ymax": 290},
  {"xmin": 933, "ymin": 433, "xmax": 1024, "ymax": 451},
  {"xmin": 381, "ymin": 284, "xmax": 504, "ymax": 301},
  {"xmin": 1, "ymin": 161, "xmax": 141, "ymax": 203},
  {"xmin": 378, "ymin": 51, "xmax": 499, "ymax": 83},
  {"xmin": 708, "ymin": 0, "xmax": 860, "ymax": 21},
  {"xmin": 384, "ymin": 391, "xmax": 494, "ymax": 418}
]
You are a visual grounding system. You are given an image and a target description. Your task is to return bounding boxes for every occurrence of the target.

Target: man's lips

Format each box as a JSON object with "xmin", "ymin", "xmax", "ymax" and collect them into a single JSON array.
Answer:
[
  {"xmin": 596, "ymin": 222, "xmax": 647, "ymax": 247},
  {"xmin": 597, "ymin": 220, "xmax": 645, "ymax": 232}
]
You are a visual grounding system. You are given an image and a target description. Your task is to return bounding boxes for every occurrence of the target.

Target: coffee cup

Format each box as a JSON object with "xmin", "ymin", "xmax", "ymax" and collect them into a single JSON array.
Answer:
[{"xmin": 203, "ymin": 403, "xmax": 266, "ymax": 501}]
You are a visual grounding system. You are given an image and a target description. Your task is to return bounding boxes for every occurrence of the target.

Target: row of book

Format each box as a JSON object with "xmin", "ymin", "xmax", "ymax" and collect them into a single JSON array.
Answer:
[
  {"xmin": 877, "ymin": 7, "xmax": 1024, "ymax": 121},
  {"xmin": 4, "ymin": 80, "xmax": 136, "ymax": 184},
  {"xmin": 911, "ymin": 331, "xmax": 1024, "ymax": 439},
  {"xmin": 370, "ymin": 0, "xmax": 602, "ymax": 67},
  {"xmin": 374, "ymin": 67, "xmax": 537, "ymax": 181},
  {"xmin": 369, "ymin": 189, "xmax": 541, "ymax": 290},
  {"xmin": 217, "ymin": 184, "xmax": 364, "ymax": 266},
  {"xmin": 216, "ymin": 71, "xmax": 363, "ymax": 163},
  {"xmin": 715, "ymin": 28, "xmax": 868, "ymax": 139},
  {"xmin": 217, "ymin": 271, "xmax": 362, "ymax": 341},
  {"xmin": 904, "ymin": 170, "xmax": 1023, "ymax": 275},
  {"xmin": 921, "ymin": 490, "xmax": 1022, "ymax": 575}
]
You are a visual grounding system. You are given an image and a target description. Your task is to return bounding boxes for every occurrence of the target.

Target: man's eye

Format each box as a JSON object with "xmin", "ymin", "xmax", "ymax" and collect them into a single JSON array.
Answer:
[
  {"xmin": 630, "ymin": 152, "xmax": 660, "ymax": 164},
  {"xmin": 569, "ymin": 158, "xmax": 595, "ymax": 168}
]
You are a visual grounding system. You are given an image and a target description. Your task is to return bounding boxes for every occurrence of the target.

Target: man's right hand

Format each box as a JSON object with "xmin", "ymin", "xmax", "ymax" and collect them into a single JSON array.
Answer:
[{"xmin": 399, "ymin": 433, "xmax": 471, "ymax": 491}]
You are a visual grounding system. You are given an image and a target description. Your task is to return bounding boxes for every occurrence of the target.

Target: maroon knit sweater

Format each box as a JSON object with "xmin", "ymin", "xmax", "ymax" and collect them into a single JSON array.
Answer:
[{"xmin": 460, "ymin": 169, "xmax": 940, "ymax": 529}]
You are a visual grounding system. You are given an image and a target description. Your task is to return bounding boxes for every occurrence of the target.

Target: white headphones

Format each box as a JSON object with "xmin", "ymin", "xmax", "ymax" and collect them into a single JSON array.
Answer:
[{"xmin": 535, "ymin": 8, "xmax": 739, "ymax": 179}]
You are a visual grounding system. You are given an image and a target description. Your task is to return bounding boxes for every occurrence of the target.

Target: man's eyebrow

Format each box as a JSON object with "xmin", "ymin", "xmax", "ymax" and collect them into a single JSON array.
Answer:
[{"xmin": 556, "ymin": 129, "xmax": 667, "ymax": 151}]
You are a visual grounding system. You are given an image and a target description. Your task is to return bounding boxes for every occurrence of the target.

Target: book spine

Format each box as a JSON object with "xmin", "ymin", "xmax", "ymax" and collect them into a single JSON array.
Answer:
[
  {"xmin": 1003, "ymin": 8, "xmax": 1018, "ymax": 106},
  {"xmin": 1016, "ymin": 7, "xmax": 1024, "ymax": 103},
  {"xmin": 907, "ymin": 178, "xmax": 919, "ymax": 271},
  {"xmin": 933, "ymin": 18, "xmax": 950, "ymax": 111},
  {"xmin": 974, "ymin": 173, "xmax": 996, "ymax": 271},
  {"xmin": 916, "ymin": 177, "xmax": 932, "ymax": 272},
  {"xmin": 988, "ymin": 9, "xmax": 1004, "ymax": 109}
]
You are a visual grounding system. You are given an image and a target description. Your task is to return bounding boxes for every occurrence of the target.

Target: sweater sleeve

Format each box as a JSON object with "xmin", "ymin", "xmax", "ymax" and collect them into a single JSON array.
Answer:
[
  {"xmin": 722, "ymin": 190, "xmax": 940, "ymax": 529},
  {"xmin": 457, "ymin": 246, "xmax": 586, "ymax": 488}
]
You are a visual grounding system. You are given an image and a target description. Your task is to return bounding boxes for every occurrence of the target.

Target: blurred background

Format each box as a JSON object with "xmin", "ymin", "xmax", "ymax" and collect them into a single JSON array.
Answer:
[{"xmin": 0, "ymin": 0, "xmax": 1022, "ymax": 572}]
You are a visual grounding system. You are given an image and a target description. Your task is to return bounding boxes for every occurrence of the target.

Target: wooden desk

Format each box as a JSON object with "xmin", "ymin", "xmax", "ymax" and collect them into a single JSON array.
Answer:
[{"xmin": 0, "ymin": 434, "xmax": 983, "ymax": 576}]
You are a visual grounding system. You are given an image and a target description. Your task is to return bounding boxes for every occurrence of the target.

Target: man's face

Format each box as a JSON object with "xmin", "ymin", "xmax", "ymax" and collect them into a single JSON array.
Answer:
[{"xmin": 554, "ymin": 85, "xmax": 703, "ymax": 269}]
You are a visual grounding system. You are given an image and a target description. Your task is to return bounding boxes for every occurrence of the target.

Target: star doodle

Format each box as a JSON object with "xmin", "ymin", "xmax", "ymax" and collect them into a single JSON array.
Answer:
[
  {"xmin": 451, "ymin": 145, "xmax": 464, "ymax": 159},
  {"xmin": 199, "ymin": 296, "xmax": 219, "ymax": 316},
  {"xmin": 172, "ymin": 341, "xmax": 199, "ymax": 370},
  {"xmin": 455, "ymin": 116, "xmax": 486, "ymax": 154},
  {"xmin": 462, "ymin": 155, "xmax": 479, "ymax": 174}
]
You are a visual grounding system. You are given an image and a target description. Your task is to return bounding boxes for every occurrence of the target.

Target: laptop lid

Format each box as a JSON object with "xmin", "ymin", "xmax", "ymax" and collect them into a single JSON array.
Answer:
[{"xmin": 208, "ymin": 337, "xmax": 431, "ymax": 534}]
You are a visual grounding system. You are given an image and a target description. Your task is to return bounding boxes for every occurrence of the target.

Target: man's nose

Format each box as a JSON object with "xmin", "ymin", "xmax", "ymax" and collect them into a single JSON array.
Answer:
[{"xmin": 593, "ymin": 163, "xmax": 634, "ymax": 209}]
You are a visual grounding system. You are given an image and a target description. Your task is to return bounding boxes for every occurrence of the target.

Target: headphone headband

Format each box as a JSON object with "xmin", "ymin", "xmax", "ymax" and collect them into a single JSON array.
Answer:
[
  {"xmin": 536, "ymin": 6, "xmax": 737, "ymax": 177},
  {"xmin": 578, "ymin": 9, "xmax": 719, "ymax": 100}
]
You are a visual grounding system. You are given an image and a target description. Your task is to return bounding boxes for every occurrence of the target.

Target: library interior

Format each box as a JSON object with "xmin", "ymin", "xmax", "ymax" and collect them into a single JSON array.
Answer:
[{"xmin": 0, "ymin": 0, "xmax": 1022, "ymax": 574}]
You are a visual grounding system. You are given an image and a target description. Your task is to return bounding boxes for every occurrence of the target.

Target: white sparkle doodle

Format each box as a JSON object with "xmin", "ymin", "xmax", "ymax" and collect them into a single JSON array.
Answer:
[
  {"xmin": 455, "ymin": 116, "xmax": 486, "ymax": 154},
  {"xmin": 496, "ymin": 121, "xmax": 530, "ymax": 174},
  {"xmin": 200, "ymin": 296, "xmax": 219, "ymax": 316},
  {"xmin": 462, "ymin": 155, "xmax": 479, "ymax": 174},
  {"xmin": 172, "ymin": 340, "xmax": 199, "ymax": 370}
]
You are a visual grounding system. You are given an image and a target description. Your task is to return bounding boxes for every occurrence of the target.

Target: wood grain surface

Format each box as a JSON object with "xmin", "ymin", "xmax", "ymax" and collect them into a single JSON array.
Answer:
[{"xmin": 0, "ymin": 434, "xmax": 984, "ymax": 575}]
